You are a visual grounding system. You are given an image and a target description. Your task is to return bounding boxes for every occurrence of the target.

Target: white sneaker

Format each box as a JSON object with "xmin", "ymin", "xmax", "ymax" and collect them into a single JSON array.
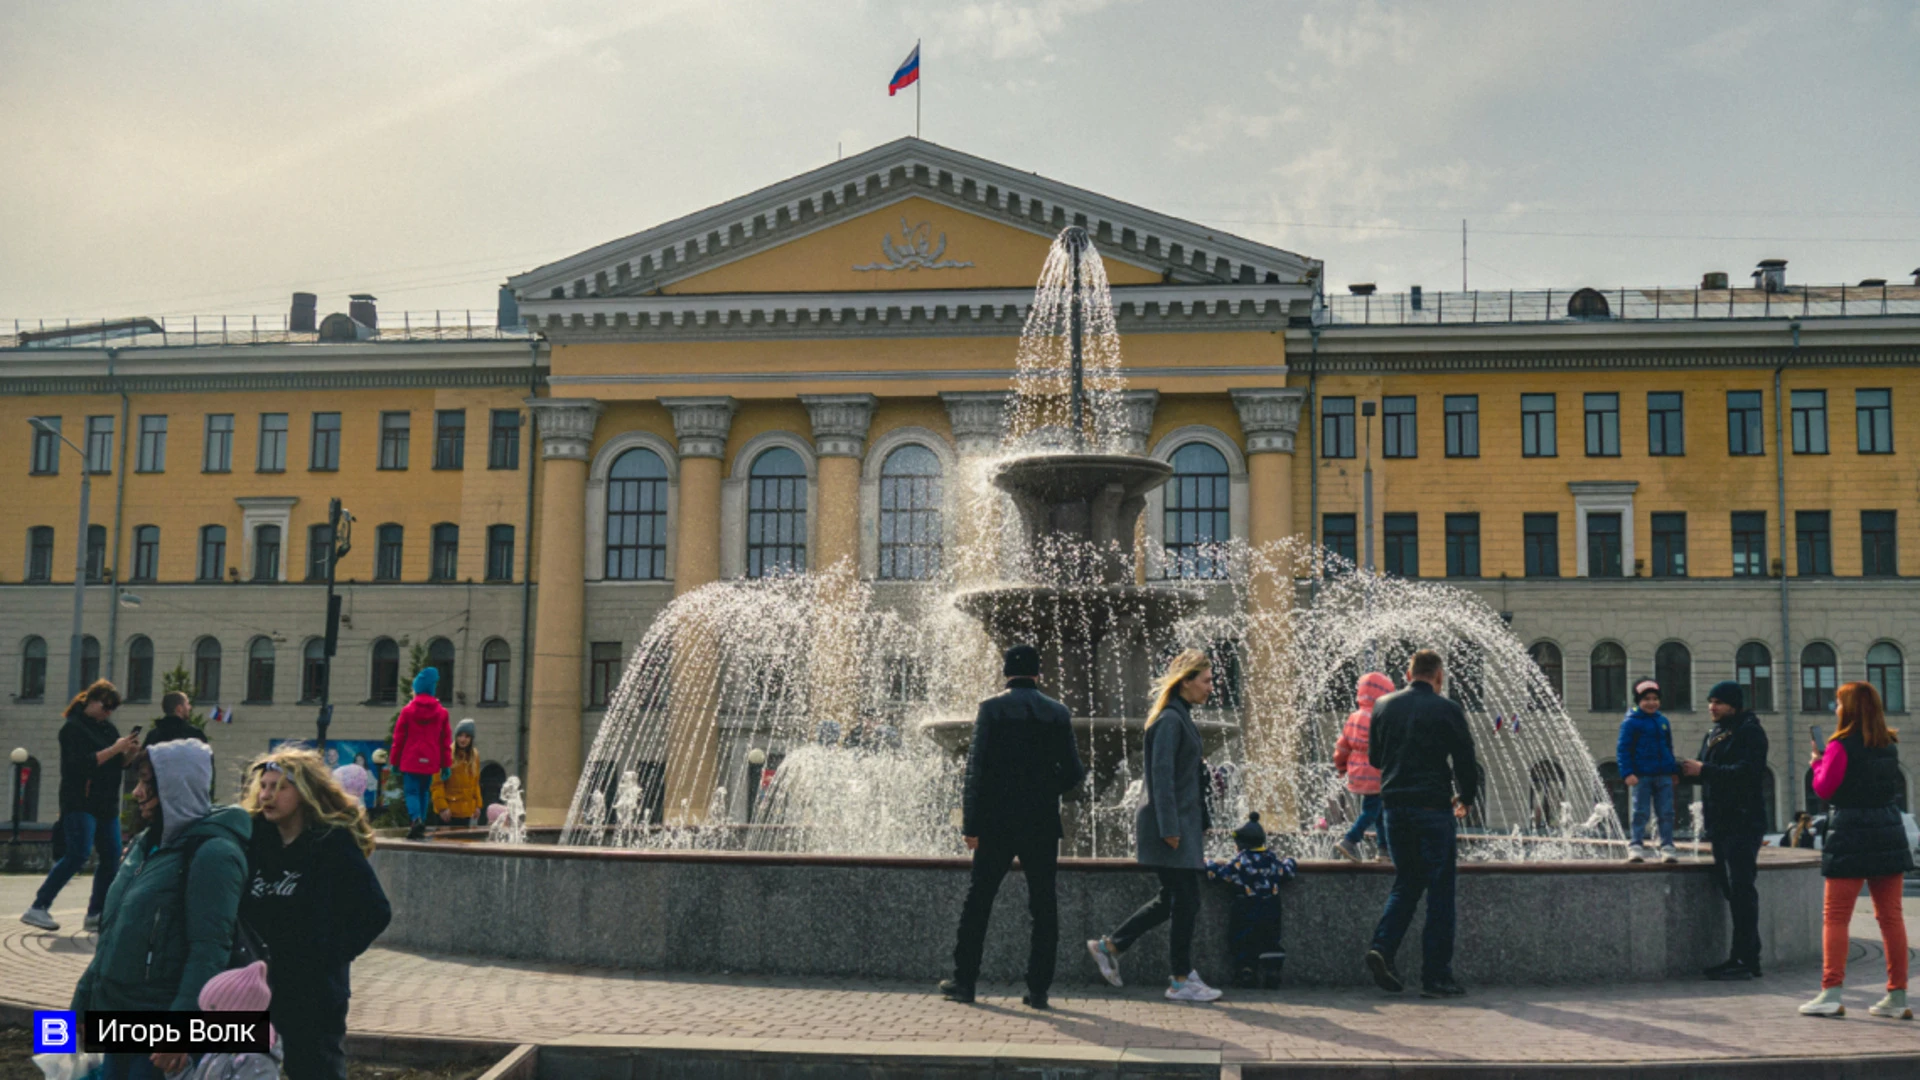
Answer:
[
  {"xmin": 1334, "ymin": 838, "xmax": 1362, "ymax": 862},
  {"xmin": 1659, "ymin": 845, "xmax": 1680, "ymax": 864},
  {"xmin": 20, "ymin": 907, "xmax": 59, "ymax": 931},
  {"xmin": 83, "ymin": 913, "xmax": 101, "ymax": 933},
  {"xmin": 1186, "ymin": 970, "xmax": 1221, "ymax": 995},
  {"xmin": 1798, "ymin": 987, "xmax": 1845, "ymax": 1017},
  {"xmin": 1626, "ymin": 845, "xmax": 1647, "ymax": 863},
  {"xmin": 1166, "ymin": 977, "xmax": 1222, "ymax": 1003},
  {"xmin": 1086, "ymin": 938, "xmax": 1124, "ymax": 987},
  {"xmin": 1869, "ymin": 990, "xmax": 1912, "ymax": 1019}
]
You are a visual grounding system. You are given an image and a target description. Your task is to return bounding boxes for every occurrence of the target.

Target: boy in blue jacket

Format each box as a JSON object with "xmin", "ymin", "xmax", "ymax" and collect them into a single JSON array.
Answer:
[
  {"xmin": 1205, "ymin": 812, "xmax": 1297, "ymax": 988},
  {"xmin": 1616, "ymin": 678, "xmax": 1679, "ymax": 863}
]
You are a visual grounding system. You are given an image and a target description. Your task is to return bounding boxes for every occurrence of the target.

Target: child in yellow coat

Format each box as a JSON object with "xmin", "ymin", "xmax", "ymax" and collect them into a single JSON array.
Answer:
[{"xmin": 432, "ymin": 719, "xmax": 483, "ymax": 827}]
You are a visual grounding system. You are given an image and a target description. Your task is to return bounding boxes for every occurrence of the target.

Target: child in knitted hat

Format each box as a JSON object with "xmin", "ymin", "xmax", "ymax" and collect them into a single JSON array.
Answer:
[
  {"xmin": 1204, "ymin": 812, "xmax": 1297, "ymax": 988},
  {"xmin": 170, "ymin": 960, "xmax": 281, "ymax": 1079}
]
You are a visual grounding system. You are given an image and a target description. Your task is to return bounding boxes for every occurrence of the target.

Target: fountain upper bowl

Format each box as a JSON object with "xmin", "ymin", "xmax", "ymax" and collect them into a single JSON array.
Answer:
[{"xmin": 990, "ymin": 453, "xmax": 1174, "ymax": 505}]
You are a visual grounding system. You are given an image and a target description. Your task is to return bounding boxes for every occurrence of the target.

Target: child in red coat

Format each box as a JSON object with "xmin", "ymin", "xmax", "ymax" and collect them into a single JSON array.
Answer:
[
  {"xmin": 1333, "ymin": 671, "xmax": 1396, "ymax": 862},
  {"xmin": 390, "ymin": 668, "xmax": 451, "ymax": 840}
]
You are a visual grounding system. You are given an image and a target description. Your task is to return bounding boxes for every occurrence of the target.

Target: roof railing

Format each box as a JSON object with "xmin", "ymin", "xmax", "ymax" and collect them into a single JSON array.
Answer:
[
  {"xmin": 1316, "ymin": 283, "xmax": 1920, "ymax": 327},
  {"xmin": 1, "ymin": 311, "xmax": 534, "ymax": 349}
]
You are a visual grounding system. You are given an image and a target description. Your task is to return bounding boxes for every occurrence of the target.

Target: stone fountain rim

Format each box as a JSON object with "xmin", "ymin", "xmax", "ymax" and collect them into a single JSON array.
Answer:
[{"xmin": 386, "ymin": 832, "xmax": 1819, "ymax": 875}]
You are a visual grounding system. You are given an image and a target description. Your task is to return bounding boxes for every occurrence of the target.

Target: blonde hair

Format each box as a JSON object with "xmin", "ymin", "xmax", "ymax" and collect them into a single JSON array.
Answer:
[
  {"xmin": 1147, "ymin": 649, "xmax": 1212, "ymax": 728},
  {"xmin": 241, "ymin": 748, "xmax": 376, "ymax": 856}
]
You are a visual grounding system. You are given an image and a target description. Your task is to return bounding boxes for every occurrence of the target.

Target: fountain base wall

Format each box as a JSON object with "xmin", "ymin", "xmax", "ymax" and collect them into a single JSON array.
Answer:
[{"xmin": 372, "ymin": 843, "xmax": 1820, "ymax": 987}]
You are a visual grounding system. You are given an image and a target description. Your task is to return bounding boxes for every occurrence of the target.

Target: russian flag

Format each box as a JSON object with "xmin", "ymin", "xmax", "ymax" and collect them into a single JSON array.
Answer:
[{"xmin": 888, "ymin": 44, "xmax": 919, "ymax": 96}]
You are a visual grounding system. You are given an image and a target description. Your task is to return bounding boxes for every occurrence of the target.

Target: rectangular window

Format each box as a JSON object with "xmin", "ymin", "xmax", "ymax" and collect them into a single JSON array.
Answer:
[
  {"xmin": 310, "ymin": 412, "xmax": 341, "ymax": 470},
  {"xmin": 1651, "ymin": 512, "xmax": 1687, "ymax": 578},
  {"xmin": 1856, "ymin": 389, "xmax": 1893, "ymax": 454},
  {"xmin": 1320, "ymin": 397, "xmax": 1355, "ymax": 459},
  {"xmin": 198, "ymin": 525, "xmax": 227, "ymax": 582},
  {"xmin": 1521, "ymin": 394, "xmax": 1558, "ymax": 458},
  {"xmin": 136, "ymin": 415, "xmax": 167, "ymax": 473},
  {"xmin": 1584, "ymin": 393, "xmax": 1619, "ymax": 457},
  {"xmin": 253, "ymin": 524, "xmax": 281, "ymax": 582},
  {"xmin": 85, "ymin": 525, "xmax": 106, "ymax": 583},
  {"xmin": 307, "ymin": 524, "xmax": 333, "ymax": 583},
  {"xmin": 1445, "ymin": 513, "xmax": 1480, "ymax": 578},
  {"xmin": 1586, "ymin": 512, "xmax": 1623, "ymax": 577},
  {"xmin": 486, "ymin": 524, "xmax": 514, "ymax": 582},
  {"xmin": 1791, "ymin": 390, "xmax": 1828, "ymax": 454},
  {"xmin": 1862, "ymin": 510, "xmax": 1897, "ymax": 577},
  {"xmin": 589, "ymin": 642, "xmax": 622, "ymax": 708},
  {"xmin": 379, "ymin": 412, "xmax": 410, "ymax": 469},
  {"xmin": 203, "ymin": 414, "xmax": 233, "ymax": 472},
  {"xmin": 1796, "ymin": 510, "xmax": 1832, "ymax": 576},
  {"xmin": 434, "ymin": 410, "xmax": 466, "ymax": 470},
  {"xmin": 488, "ymin": 409, "xmax": 521, "ymax": 469},
  {"xmin": 1727, "ymin": 391, "xmax": 1765, "ymax": 455},
  {"xmin": 1383, "ymin": 513, "xmax": 1418, "ymax": 578},
  {"xmin": 1524, "ymin": 514, "xmax": 1559, "ymax": 578},
  {"xmin": 28, "ymin": 526, "xmax": 55, "ymax": 583},
  {"xmin": 1647, "ymin": 392, "xmax": 1684, "ymax": 456},
  {"xmin": 86, "ymin": 416, "xmax": 114, "ymax": 474},
  {"xmin": 30, "ymin": 417, "xmax": 60, "ymax": 475},
  {"xmin": 1443, "ymin": 395, "xmax": 1478, "ymax": 458},
  {"xmin": 1731, "ymin": 511, "xmax": 1768, "ymax": 577},
  {"xmin": 375, "ymin": 524, "xmax": 403, "ymax": 581},
  {"xmin": 1382, "ymin": 396, "xmax": 1417, "ymax": 458},
  {"xmin": 133, "ymin": 526, "xmax": 159, "ymax": 582},
  {"xmin": 257, "ymin": 413, "xmax": 288, "ymax": 472},
  {"xmin": 1322, "ymin": 513, "xmax": 1357, "ymax": 570},
  {"xmin": 430, "ymin": 523, "xmax": 459, "ymax": 582}
]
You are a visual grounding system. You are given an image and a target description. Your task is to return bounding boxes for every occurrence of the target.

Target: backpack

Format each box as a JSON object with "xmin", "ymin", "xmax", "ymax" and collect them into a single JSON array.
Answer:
[{"xmin": 177, "ymin": 830, "xmax": 272, "ymax": 971}]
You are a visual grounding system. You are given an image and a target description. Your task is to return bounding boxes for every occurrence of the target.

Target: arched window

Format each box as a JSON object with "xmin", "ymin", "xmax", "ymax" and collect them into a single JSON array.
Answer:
[
  {"xmin": 1654, "ymin": 641, "xmax": 1693, "ymax": 711},
  {"xmin": 481, "ymin": 639, "xmax": 510, "ymax": 705},
  {"xmin": 198, "ymin": 525, "xmax": 227, "ymax": 581},
  {"xmin": 1867, "ymin": 642, "xmax": 1905, "ymax": 712},
  {"xmin": 79, "ymin": 635, "xmax": 101, "ymax": 687},
  {"xmin": 19, "ymin": 637, "xmax": 47, "ymax": 700},
  {"xmin": 1590, "ymin": 642, "xmax": 1627, "ymax": 712},
  {"xmin": 430, "ymin": 524, "xmax": 459, "ymax": 582},
  {"xmin": 746, "ymin": 447, "xmax": 806, "ymax": 578},
  {"xmin": 427, "ymin": 637, "xmax": 455, "ymax": 702},
  {"xmin": 1528, "ymin": 641, "xmax": 1563, "ymax": 703},
  {"xmin": 126, "ymin": 636, "xmax": 154, "ymax": 702},
  {"xmin": 252, "ymin": 524, "xmax": 281, "ymax": 582},
  {"xmin": 193, "ymin": 637, "xmax": 222, "ymax": 701},
  {"xmin": 375, "ymin": 524, "xmax": 404, "ymax": 581},
  {"xmin": 1736, "ymin": 642, "xmax": 1774, "ymax": 711},
  {"xmin": 245, "ymin": 637, "xmax": 275, "ymax": 703},
  {"xmin": 86, "ymin": 524, "xmax": 106, "ymax": 583},
  {"xmin": 370, "ymin": 638, "xmax": 400, "ymax": 704},
  {"xmin": 606, "ymin": 448, "xmax": 669, "ymax": 580},
  {"xmin": 1801, "ymin": 642, "xmax": 1838, "ymax": 713},
  {"xmin": 26, "ymin": 526, "xmax": 55, "ymax": 583},
  {"xmin": 879, "ymin": 444, "xmax": 943, "ymax": 580},
  {"xmin": 300, "ymin": 639, "xmax": 326, "ymax": 703},
  {"xmin": 1164, "ymin": 442, "xmax": 1231, "ymax": 579},
  {"xmin": 132, "ymin": 526, "xmax": 160, "ymax": 583}
]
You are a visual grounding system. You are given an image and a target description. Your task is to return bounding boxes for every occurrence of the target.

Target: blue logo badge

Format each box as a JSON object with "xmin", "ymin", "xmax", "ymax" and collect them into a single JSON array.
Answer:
[{"xmin": 33, "ymin": 1010, "xmax": 77, "ymax": 1053}]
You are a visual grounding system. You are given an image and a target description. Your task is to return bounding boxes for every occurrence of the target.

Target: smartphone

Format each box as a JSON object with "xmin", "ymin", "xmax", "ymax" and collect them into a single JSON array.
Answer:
[
  {"xmin": 1807, "ymin": 724, "xmax": 1821, "ymax": 750},
  {"xmin": 127, "ymin": 725, "xmax": 143, "ymax": 740}
]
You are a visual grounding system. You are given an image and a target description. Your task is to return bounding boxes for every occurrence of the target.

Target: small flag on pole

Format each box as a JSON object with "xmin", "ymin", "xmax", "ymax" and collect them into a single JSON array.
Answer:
[
  {"xmin": 209, "ymin": 705, "xmax": 233, "ymax": 724},
  {"xmin": 888, "ymin": 43, "xmax": 920, "ymax": 96}
]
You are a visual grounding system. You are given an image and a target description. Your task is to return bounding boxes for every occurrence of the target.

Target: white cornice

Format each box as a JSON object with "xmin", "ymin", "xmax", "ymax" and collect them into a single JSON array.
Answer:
[
  {"xmin": 0, "ymin": 340, "xmax": 548, "ymax": 390},
  {"xmin": 506, "ymin": 138, "xmax": 1321, "ymax": 299}
]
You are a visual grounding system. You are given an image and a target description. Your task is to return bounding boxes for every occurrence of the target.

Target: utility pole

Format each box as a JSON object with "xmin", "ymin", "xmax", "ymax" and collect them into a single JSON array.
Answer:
[
  {"xmin": 1462, "ymin": 220, "xmax": 1468, "ymax": 292},
  {"xmin": 316, "ymin": 498, "xmax": 354, "ymax": 751}
]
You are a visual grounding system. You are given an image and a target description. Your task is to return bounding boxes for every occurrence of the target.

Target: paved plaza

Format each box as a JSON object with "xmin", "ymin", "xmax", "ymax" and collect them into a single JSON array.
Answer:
[{"xmin": 4, "ymin": 874, "xmax": 1919, "ymax": 1071}]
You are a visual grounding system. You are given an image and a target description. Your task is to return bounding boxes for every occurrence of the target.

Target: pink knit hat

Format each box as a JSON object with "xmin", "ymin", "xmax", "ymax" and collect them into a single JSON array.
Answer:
[
  {"xmin": 1356, "ymin": 672, "xmax": 1396, "ymax": 709},
  {"xmin": 200, "ymin": 960, "xmax": 271, "ymax": 1012}
]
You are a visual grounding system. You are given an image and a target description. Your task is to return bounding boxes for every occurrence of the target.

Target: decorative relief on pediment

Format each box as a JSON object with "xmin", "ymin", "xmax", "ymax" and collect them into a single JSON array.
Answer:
[{"xmin": 853, "ymin": 218, "xmax": 975, "ymax": 273}]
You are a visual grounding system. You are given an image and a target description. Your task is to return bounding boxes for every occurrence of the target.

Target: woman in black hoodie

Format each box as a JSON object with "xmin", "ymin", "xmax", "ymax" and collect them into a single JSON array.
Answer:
[{"xmin": 240, "ymin": 748, "xmax": 391, "ymax": 1080}]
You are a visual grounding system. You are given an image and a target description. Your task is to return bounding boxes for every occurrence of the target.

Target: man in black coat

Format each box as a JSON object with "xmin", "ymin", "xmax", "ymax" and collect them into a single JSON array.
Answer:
[
  {"xmin": 1364, "ymin": 649, "xmax": 1480, "ymax": 998},
  {"xmin": 942, "ymin": 644, "xmax": 1086, "ymax": 1009},
  {"xmin": 1681, "ymin": 679, "xmax": 1772, "ymax": 980}
]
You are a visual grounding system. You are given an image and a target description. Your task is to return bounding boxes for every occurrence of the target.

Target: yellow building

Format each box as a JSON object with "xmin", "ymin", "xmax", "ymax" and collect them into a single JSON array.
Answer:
[{"xmin": 4, "ymin": 138, "xmax": 1916, "ymax": 828}]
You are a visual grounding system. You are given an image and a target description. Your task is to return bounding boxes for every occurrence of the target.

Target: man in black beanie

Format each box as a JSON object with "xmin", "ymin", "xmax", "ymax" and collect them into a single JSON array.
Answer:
[
  {"xmin": 942, "ymin": 643, "xmax": 1085, "ymax": 1009},
  {"xmin": 1681, "ymin": 679, "xmax": 1771, "ymax": 979}
]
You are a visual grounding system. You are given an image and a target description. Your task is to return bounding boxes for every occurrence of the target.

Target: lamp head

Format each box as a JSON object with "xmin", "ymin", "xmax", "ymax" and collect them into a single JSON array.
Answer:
[
  {"xmin": 372, "ymin": 749, "xmax": 389, "ymax": 765},
  {"xmin": 9, "ymin": 747, "xmax": 27, "ymax": 765},
  {"xmin": 747, "ymin": 748, "xmax": 767, "ymax": 766}
]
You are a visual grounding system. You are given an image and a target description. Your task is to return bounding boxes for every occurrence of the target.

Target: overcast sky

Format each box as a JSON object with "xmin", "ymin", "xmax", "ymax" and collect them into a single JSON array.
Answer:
[{"xmin": 5, "ymin": 0, "xmax": 1918, "ymax": 321}]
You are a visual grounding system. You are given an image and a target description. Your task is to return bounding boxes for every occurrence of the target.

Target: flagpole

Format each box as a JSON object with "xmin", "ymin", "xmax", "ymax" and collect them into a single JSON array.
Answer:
[{"xmin": 915, "ymin": 38, "xmax": 921, "ymax": 138}]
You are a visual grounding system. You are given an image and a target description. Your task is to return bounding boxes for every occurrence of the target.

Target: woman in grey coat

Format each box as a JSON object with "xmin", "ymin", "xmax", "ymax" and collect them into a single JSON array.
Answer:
[{"xmin": 1085, "ymin": 649, "xmax": 1223, "ymax": 1002}]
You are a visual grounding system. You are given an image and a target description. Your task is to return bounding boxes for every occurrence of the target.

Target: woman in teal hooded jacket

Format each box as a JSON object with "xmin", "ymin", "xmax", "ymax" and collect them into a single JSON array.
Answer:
[{"xmin": 71, "ymin": 739, "xmax": 250, "ymax": 1079}]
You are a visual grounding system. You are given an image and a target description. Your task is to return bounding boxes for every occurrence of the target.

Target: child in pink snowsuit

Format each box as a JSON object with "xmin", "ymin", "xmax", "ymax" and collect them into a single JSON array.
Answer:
[{"xmin": 1333, "ymin": 672, "xmax": 1396, "ymax": 861}]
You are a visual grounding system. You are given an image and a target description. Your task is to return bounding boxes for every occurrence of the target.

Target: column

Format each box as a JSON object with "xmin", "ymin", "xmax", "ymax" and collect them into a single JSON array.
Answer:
[
  {"xmin": 659, "ymin": 396, "xmax": 737, "ymax": 822},
  {"xmin": 524, "ymin": 398, "xmax": 603, "ymax": 824},
  {"xmin": 940, "ymin": 391, "xmax": 1010, "ymax": 586},
  {"xmin": 1230, "ymin": 387, "xmax": 1306, "ymax": 827},
  {"xmin": 800, "ymin": 394, "xmax": 877, "ymax": 574},
  {"xmin": 1116, "ymin": 390, "xmax": 1160, "ymax": 582}
]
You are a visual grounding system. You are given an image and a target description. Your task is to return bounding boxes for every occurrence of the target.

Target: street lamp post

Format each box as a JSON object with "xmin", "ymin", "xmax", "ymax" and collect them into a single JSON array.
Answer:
[
  {"xmin": 745, "ymin": 748, "xmax": 767, "ymax": 823},
  {"xmin": 9, "ymin": 747, "xmax": 29, "ymax": 843},
  {"xmin": 29, "ymin": 419, "xmax": 92, "ymax": 698},
  {"xmin": 316, "ymin": 498, "xmax": 354, "ymax": 751},
  {"xmin": 371, "ymin": 749, "xmax": 389, "ymax": 811}
]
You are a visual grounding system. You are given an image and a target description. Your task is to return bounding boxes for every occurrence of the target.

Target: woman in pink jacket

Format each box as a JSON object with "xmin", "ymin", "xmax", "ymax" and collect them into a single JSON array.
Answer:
[
  {"xmin": 389, "ymin": 667, "xmax": 451, "ymax": 840},
  {"xmin": 1333, "ymin": 672, "xmax": 1396, "ymax": 862}
]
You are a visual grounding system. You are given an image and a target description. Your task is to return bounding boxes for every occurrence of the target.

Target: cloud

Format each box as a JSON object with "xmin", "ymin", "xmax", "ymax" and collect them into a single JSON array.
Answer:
[
  {"xmin": 931, "ymin": 0, "xmax": 1120, "ymax": 60},
  {"xmin": 1299, "ymin": 1, "xmax": 1412, "ymax": 69},
  {"xmin": 1679, "ymin": 10, "xmax": 1785, "ymax": 71}
]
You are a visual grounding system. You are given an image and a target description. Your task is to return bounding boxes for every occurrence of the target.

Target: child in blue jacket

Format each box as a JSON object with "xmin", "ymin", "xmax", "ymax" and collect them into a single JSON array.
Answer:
[
  {"xmin": 1205, "ymin": 812, "xmax": 1297, "ymax": 988},
  {"xmin": 1616, "ymin": 678, "xmax": 1679, "ymax": 863}
]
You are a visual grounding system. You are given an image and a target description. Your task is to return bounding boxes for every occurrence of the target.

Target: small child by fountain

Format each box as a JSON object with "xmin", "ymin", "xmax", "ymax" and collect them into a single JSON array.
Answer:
[
  {"xmin": 1204, "ymin": 812, "xmax": 1296, "ymax": 989},
  {"xmin": 389, "ymin": 667, "xmax": 452, "ymax": 841},
  {"xmin": 1617, "ymin": 679, "xmax": 1680, "ymax": 863},
  {"xmin": 1334, "ymin": 672, "xmax": 1396, "ymax": 862}
]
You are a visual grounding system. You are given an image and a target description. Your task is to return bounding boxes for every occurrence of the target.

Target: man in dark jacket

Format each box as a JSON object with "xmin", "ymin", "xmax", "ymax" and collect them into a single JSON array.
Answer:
[
  {"xmin": 1364, "ymin": 650, "xmax": 1480, "ymax": 998},
  {"xmin": 145, "ymin": 691, "xmax": 212, "ymax": 750},
  {"xmin": 943, "ymin": 644, "xmax": 1086, "ymax": 1009},
  {"xmin": 1681, "ymin": 680, "xmax": 1771, "ymax": 980}
]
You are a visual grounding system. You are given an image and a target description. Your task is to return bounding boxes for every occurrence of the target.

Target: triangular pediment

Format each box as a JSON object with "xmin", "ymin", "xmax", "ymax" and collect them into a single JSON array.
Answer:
[{"xmin": 510, "ymin": 138, "xmax": 1319, "ymax": 302}]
